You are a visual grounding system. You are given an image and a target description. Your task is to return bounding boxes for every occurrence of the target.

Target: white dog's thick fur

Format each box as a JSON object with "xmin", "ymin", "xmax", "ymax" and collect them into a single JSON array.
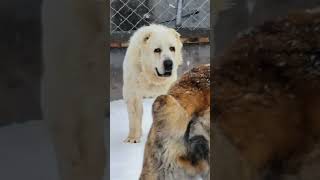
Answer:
[
  {"xmin": 123, "ymin": 24, "xmax": 183, "ymax": 143},
  {"xmin": 41, "ymin": 0, "xmax": 106, "ymax": 180}
]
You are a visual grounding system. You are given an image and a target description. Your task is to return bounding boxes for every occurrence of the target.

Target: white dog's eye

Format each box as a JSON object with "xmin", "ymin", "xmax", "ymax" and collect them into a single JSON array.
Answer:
[
  {"xmin": 169, "ymin": 46, "xmax": 175, "ymax": 52},
  {"xmin": 154, "ymin": 48, "xmax": 161, "ymax": 53}
]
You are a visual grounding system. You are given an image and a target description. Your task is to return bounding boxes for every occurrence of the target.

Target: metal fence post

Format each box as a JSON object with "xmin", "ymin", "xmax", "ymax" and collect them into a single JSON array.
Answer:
[{"xmin": 176, "ymin": 0, "xmax": 184, "ymax": 27}]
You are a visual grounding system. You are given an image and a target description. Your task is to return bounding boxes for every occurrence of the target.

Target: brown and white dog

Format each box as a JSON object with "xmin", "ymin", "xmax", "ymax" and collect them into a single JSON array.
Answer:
[
  {"xmin": 140, "ymin": 64, "xmax": 210, "ymax": 180},
  {"xmin": 213, "ymin": 8, "xmax": 320, "ymax": 180}
]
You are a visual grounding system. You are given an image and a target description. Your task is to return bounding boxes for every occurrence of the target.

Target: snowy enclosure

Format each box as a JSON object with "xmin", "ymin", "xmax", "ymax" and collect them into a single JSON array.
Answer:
[{"xmin": 110, "ymin": 99, "xmax": 154, "ymax": 180}]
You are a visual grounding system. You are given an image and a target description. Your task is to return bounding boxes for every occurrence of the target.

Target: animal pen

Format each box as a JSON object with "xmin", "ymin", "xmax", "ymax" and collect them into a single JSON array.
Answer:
[
  {"xmin": 110, "ymin": 0, "xmax": 211, "ymax": 100},
  {"xmin": 110, "ymin": 0, "xmax": 210, "ymax": 46}
]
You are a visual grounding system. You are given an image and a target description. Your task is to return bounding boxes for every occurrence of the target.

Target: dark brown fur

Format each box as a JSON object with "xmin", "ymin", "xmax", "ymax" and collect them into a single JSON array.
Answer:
[
  {"xmin": 213, "ymin": 9, "xmax": 320, "ymax": 179},
  {"xmin": 140, "ymin": 64, "xmax": 210, "ymax": 180}
]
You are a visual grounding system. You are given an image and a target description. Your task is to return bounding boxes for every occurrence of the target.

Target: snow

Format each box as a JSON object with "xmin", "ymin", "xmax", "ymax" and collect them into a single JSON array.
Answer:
[
  {"xmin": 0, "ymin": 98, "xmax": 154, "ymax": 180},
  {"xmin": 110, "ymin": 98, "xmax": 154, "ymax": 180}
]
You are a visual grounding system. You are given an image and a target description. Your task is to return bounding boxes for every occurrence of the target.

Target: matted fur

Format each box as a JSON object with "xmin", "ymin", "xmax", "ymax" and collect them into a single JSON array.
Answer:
[{"xmin": 140, "ymin": 64, "xmax": 210, "ymax": 180}]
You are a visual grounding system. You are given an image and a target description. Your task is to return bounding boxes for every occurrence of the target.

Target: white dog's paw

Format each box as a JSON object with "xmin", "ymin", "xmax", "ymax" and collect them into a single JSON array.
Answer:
[
  {"xmin": 124, "ymin": 136, "xmax": 141, "ymax": 143},
  {"xmin": 124, "ymin": 129, "xmax": 142, "ymax": 143}
]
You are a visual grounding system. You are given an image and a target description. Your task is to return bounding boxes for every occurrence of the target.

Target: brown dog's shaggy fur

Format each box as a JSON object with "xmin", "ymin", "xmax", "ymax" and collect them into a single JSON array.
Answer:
[
  {"xmin": 213, "ymin": 9, "xmax": 320, "ymax": 179},
  {"xmin": 140, "ymin": 64, "xmax": 210, "ymax": 180}
]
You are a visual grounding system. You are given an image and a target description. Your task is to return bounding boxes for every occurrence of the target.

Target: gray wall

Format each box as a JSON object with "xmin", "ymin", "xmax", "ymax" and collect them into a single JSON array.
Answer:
[{"xmin": 110, "ymin": 44, "xmax": 210, "ymax": 100}]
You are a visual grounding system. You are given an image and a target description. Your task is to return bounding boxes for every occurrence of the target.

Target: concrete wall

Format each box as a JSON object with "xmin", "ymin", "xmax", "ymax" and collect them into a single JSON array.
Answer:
[{"xmin": 110, "ymin": 44, "xmax": 210, "ymax": 100}]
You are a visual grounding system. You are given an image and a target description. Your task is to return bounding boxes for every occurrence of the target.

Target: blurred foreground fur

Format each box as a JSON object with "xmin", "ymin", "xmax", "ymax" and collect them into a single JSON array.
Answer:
[
  {"xmin": 41, "ymin": 0, "xmax": 107, "ymax": 180},
  {"xmin": 140, "ymin": 64, "xmax": 210, "ymax": 180},
  {"xmin": 213, "ymin": 8, "xmax": 320, "ymax": 180}
]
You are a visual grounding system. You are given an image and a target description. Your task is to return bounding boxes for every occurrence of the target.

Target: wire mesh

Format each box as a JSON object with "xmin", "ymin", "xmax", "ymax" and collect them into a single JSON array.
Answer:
[{"xmin": 110, "ymin": 0, "xmax": 210, "ymax": 34}]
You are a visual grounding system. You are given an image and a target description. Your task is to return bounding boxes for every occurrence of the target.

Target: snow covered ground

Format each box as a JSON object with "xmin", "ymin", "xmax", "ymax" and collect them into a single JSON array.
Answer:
[
  {"xmin": 0, "ymin": 99, "xmax": 154, "ymax": 180},
  {"xmin": 110, "ymin": 98, "xmax": 154, "ymax": 180}
]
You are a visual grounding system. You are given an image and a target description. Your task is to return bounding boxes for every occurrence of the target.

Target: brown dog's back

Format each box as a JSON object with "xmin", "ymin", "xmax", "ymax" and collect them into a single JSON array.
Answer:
[
  {"xmin": 140, "ymin": 64, "xmax": 210, "ymax": 180},
  {"xmin": 213, "ymin": 9, "xmax": 320, "ymax": 179}
]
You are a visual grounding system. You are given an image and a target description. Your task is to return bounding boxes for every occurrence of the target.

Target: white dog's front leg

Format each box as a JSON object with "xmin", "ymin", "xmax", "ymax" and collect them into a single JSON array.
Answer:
[{"xmin": 125, "ymin": 96, "xmax": 143, "ymax": 143}]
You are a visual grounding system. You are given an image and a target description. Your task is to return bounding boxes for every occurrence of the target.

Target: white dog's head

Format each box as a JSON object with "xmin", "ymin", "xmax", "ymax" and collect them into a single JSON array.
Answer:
[{"xmin": 131, "ymin": 24, "xmax": 183, "ymax": 82}]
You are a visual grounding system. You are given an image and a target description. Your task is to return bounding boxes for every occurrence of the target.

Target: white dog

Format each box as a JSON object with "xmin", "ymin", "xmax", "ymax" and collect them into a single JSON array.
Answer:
[{"xmin": 123, "ymin": 24, "xmax": 183, "ymax": 143}]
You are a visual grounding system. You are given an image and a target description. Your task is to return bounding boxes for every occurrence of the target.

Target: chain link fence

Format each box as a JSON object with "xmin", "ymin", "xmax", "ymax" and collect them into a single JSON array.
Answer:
[{"xmin": 110, "ymin": 0, "xmax": 210, "ymax": 42}]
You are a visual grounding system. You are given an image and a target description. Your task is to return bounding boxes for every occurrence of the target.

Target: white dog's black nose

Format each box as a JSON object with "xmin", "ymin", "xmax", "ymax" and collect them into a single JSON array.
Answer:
[{"xmin": 163, "ymin": 59, "xmax": 173, "ymax": 71}]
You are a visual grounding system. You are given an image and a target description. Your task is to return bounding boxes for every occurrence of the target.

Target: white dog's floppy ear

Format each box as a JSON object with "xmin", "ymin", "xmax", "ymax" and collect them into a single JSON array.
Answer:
[
  {"xmin": 170, "ymin": 28, "xmax": 181, "ymax": 39},
  {"xmin": 143, "ymin": 32, "xmax": 151, "ymax": 43},
  {"xmin": 171, "ymin": 30, "xmax": 182, "ymax": 48}
]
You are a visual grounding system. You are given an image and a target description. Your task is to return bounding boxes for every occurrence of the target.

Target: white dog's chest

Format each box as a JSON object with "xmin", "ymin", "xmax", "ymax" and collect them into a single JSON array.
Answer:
[{"xmin": 137, "ymin": 79, "xmax": 171, "ymax": 97}]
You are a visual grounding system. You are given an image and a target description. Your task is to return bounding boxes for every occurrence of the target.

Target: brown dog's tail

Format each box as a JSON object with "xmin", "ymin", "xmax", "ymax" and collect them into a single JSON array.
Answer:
[{"xmin": 152, "ymin": 95, "xmax": 210, "ymax": 176}]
